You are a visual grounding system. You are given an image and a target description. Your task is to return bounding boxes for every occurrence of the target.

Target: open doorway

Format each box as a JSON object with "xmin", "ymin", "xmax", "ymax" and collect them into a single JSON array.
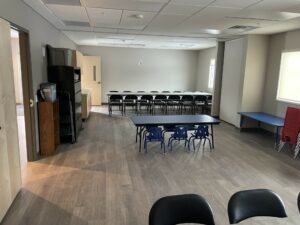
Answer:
[
  {"xmin": 10, "ymin": 29, "xmax": 27, "ymax": 172},
  {"xmin": 9, "ymin": 25, "xmax": 37, "ymax": 174}
]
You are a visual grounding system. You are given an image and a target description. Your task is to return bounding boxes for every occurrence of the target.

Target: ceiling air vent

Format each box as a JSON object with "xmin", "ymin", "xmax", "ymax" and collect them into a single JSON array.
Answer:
[
  {"xmin": 63, "ymin": 21, "xmax": 90, "ymax": 27},
  {"xmin": 228, "ymin": 25, "xmax": 258, "ymax": 31}
]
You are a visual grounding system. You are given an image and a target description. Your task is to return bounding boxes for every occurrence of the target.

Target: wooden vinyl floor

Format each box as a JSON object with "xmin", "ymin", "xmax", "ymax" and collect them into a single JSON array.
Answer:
[{"xmin": 2, "ymin": 111, "xmax": 300, "ymax": 225}]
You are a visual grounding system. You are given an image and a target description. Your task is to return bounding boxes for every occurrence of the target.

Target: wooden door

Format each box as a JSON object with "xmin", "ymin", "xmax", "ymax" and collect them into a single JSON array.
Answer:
[
  {"xmin": 0, "ymin": 18, "xmax": 22, "ymax": 221},
  {"xmin": 82, "ymin": 56, "xmax": 102, "ymax": 105}
]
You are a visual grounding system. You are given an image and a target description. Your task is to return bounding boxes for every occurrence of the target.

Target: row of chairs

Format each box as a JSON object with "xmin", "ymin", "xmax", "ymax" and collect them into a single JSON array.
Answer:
[
  {"xmin": 149, "ymin": 189, "xmax": 299, "ymax": 225},
  {"xmin": 108, "ymin": 94, "xmax": 212, "ymax": 116},
  {"xmin": 143, "ymin": 125, "xmax": 211, "ymax": 153}
]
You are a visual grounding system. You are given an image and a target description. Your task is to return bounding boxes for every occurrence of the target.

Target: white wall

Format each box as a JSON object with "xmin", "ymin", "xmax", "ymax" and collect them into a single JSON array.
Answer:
[
  {"xmin": 195, "ymin": 47, "xmax": 216, "ymax": 93},
  {"xmin": 78, "ymin": 46, "xmax": 199, "ymax": 103},
  {"xmin": 263, "ymin": 29, "xmax": 300, "ymax": 118},
  {"xmin": 0, "ymin": 0, "xmax": 76, "ymax": 155},
  {"xmin": 220, "ymin": 38, "xmax": 246, "ymax": 127},
  {"xmin": 241, "ymin": 35, "xmax": 269, "ymax": 112}
]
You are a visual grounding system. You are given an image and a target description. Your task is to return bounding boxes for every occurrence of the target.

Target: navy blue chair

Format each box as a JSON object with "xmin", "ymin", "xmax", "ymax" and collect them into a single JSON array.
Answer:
[
  {"xmin": 149, "ymin": 194, "xmax": 215, "ymax": 225},
  {"xmin": 144, "ymin": 127, "xmax": 165, "ymax": 153},
  {"xmin": 228, "ymin": 189, "xmax": 287, "ymax": 224},
  {"xmin": 188, "ymin": 125, "xmax": 211, "ymax": 150},
  {"xmin": 168, "ymin": 126, "xmax": 188, "ymax": 150}
]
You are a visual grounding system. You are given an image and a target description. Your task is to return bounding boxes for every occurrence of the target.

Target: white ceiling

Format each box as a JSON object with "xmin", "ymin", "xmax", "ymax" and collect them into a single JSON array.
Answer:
[{"xmin": 23, "ymin": 0, "xmax": 300, "ymax": 50}]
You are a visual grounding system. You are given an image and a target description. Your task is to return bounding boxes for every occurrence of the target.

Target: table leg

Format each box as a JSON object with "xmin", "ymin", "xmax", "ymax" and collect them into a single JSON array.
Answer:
[
  {"xmin": 211, "ymin": 124, "xmax": 215, "ymax": 149},
  {"xmin": 136, "ymin": 126, "xmax": 138, "ymax": 143},
  {"xmin": 139, "ymin": 126, "xmax": 145, "ymax": 152},
  {"xmin": 239, "ymin": 115, "xmax": 244, "ymax": 131},
  {"xmin": 275, "ymin": 126, "xmax": 280, "ymax": 149}
]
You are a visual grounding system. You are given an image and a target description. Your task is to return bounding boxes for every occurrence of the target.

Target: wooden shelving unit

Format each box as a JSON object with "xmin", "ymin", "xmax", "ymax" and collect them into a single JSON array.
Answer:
[{"xmin": 38, "ymin": 101, "xmax": 60, "ymax": 156}]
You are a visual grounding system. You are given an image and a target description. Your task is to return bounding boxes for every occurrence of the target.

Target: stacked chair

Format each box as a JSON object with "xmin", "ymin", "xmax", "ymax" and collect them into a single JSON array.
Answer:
[{"xmin": 278, "ymin": 107, "xmax": 300, "ymax": 159}]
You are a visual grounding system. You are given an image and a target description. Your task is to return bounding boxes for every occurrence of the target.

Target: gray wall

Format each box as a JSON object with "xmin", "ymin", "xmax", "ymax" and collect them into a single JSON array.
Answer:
[
  {"xmin": 263, "ymin": 29, "xmax": 300, "ymax": 118},
  {"xmin": 195, "ymin": 47, "xmax": 216, "ymax": 93},
  {"xmin": 78, "ymin": 46, "xmax": 199, "ymax": 103},
  {"xmin": 0, "ymin": 0, "xmax": 76, "ymax": 154}
]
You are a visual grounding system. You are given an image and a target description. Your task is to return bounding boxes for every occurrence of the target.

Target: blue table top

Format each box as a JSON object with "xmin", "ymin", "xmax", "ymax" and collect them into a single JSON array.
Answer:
[
  {"xmin": 239, "ymin": 112, "xmax": 284, "ymax": 127},
  {"xmin": 130, "ymin": 115, "xmax": 220, "ymax": 126}
]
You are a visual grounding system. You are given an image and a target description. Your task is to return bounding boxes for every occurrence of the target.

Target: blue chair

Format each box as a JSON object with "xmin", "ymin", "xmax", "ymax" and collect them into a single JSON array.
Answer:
[
  {"xmin": 168, "ymin": 126, "xmax": 188, "ymax": 150},
  {"xmin": 144, "ymin": 127, "xmax": 165, "ymax": 153},
  {"xmin": 188, "ymin": 125, "xmax": 211, "ymax": 151}
]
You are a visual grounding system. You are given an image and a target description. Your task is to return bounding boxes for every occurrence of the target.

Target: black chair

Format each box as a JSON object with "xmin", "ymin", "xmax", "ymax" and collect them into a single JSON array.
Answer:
[
  {"xmin": 138, "ymin": 95, "xmax": 153, "ymax": 114},
  {"xmin": 228, "ymin": 189, "xmax": 287, "ymax": 224},
  {"xmin": 108, "ymin": 94, "xmax": 123, "ymax": 116},
  {"xmin": 180, "ymin": 95, "xmax": 194, "ymax": 114},
  {"xmin": 194, "ymin": 95, "xmax": 207, "ymax": 114},
  {"xmin": 153, "ymin": 95, "xmax": 167, "ymax": 115},
  {"xmin": 123, "ymin": 95, "xmax": 138, "ymax": 115},
  {"xmin": 109, "ymin": 90, "xmax": 119, "ymax": 92},
  {"xmin": 203, "ymin": 95, "xmax": 212, "ymax": 114},
  {"xmin": 297, "ymin": 193, "xmax": 300, "ymax": 212},
  {"xmin": 166, "ymin": 95, "xmax": 181, "ymax": 114},
  {"xmin": 149, "ymin": 194, "xmax": 215, "ymax": 225}
]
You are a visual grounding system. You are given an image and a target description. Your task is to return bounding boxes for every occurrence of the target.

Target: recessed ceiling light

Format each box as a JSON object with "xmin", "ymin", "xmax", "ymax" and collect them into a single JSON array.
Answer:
[{"xmin": 134, "ymin": 14, "xmax": 144, "ymax": 19}]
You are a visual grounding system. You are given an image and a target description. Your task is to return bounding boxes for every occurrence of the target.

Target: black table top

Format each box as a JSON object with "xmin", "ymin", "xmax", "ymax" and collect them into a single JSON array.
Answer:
[{"xmin": 130, "ymin": 115, "xmax": 221, "ymax": 126}]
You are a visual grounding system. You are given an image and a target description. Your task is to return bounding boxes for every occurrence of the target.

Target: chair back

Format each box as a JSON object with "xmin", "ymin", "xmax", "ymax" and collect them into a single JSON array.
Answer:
[
  {"xmin": 155, "ymin": 95, "xmax": 167, "ymax": 100},
  {"xmin": 162, "ymin": 91, "xmax": 170, "ymax": 93},
  {"xmin": 195, "ymin": 95, "xmax": 207, "ymax": 102},
  {"xmin": 297, "ymin": 193, "xmax": 300, "ymax": 212},
  {"xmin": 110, "ymin": 95, "xmax": 122, "ymax": 101},
  {"xmin": 281, "ymin": 107, "xmax": 300, "ymax": 144},
  {"xmin": 173, "ymin": 126, "xmax": 188, "ymax": 139},
  {"xmin": 195, "ymin": 125, "xmax": 209, "ymax": 138},
  {"xmin": 228, "ymin": 189, "xmax": 287, "ymax": 224},
  {"xmin": 124, "ymin": 95, "xmax": 137, "ymax": 100},
  {"xmin": 149, "ymin": 194, "xmax": 215, "ymax": 225},
  {"xmin": 141, "ymin": 95, "xmax": 153, "ymax": 101},
  {"xmin": 181, "ymin": 95, "xmax": 193, "ymax": 101},
  {"xmin": 109, "ymin": 90, "xmax": 118, "ymax": 92},
  {"xmin": 147, "ymin": 127, "xmax": 163, "ymax": 140},
  {"xmin": 168, "ymin": 95, "xmax": 180, "ymax": 100},
  {"xmin": 123, "ymin": 91, "xmax": 132, "ymax": 93}
]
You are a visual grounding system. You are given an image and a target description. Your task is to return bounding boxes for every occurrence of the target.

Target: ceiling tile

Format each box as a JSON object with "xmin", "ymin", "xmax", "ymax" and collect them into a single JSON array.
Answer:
[
  {"xmin": 87, "ymin": 8, "xmax": 122, "ymax": 26},
  {"xmin": 170, "ymin": 0, "xmax": 214, "ymax": 6},
  {"xmin": 46, "ymin": 4, "xmax": 89, "ymax": 22},
  {"xmin": 82, "ymin": 0, "xmax": 165, "ymax": 12},
  {"xmin": 229, "ymin": 10, "xmax": 300, "ymax": 21},
  {"xmin": 120, "ymin": 10, "xmax": 156, "ymax": 27},
  {"xmin": 63, "ymin": 31, "xmax": 97, "ymax": 45},
  {"xmin": 210, "ymin": 0, "xmax": 262, "ymax": 9},
  {"xmin": 179, "ymin": 6, "xmax": 241, "ymax": 31},
  {"xmin": 145, "ymin": 14, "xmax": 189, "ymax": 32},
  {"xmin": 42, "ymin": 0, "xmax": 81, "ymax": 6},
  {"xmin": 247, "ymin": 0, "xmax": 300, "ymax": 11},
  {"xmin": 161, "ymin": 3, "xmax": 205, "ymax": 16},
  {"xmin": 283, "ymin": 4, "xmax": 300, "ymax": 14}
]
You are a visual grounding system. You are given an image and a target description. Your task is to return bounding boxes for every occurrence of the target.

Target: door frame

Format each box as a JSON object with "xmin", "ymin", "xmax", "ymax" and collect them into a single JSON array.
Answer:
[{"xmin": 10, "ymin": 22, "xmax": 37, "ymax": 161}]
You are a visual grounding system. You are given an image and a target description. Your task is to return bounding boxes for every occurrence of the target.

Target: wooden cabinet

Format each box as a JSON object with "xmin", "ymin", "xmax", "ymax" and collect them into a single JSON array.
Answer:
[
  {"xmin": 38, "ymin": 101, "xmax": 60, "ymax": 156},
  {"xmin": 82, "ymin": 90, "xmax": 91, "ymax": 120}
]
